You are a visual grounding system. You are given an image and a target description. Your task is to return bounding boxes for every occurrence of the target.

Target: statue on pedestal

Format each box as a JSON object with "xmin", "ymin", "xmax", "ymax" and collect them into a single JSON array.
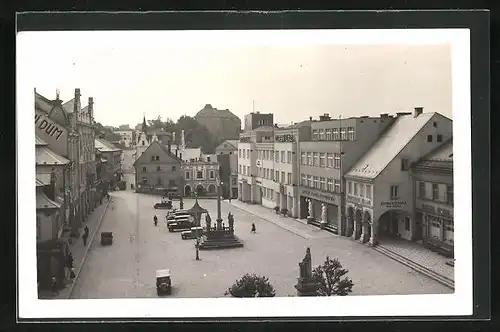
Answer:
[
  {"xmin": 295, "ymin": 247, "xmax": 318, "ymax": 296},
  {"xmin": 321, "ymin": 203, "xmax": 327, "ymax": 226},
  {"xmin": 308, "ymin": 199, "xmax": 313, "ymax": 219}
]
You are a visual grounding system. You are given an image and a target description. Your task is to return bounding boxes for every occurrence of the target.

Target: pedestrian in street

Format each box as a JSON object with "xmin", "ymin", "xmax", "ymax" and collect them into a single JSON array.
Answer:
[
  {"xmin": 153, "ymin": 215, "xmax": 158, "ymax": 227},
  {"xmin": 70, "ymin": 267, "xmax": 76, "ymax": 279},
  {"xmin": 251, "ymin": 223, "xmax": 256, "ymax": 233},
  {"xmin": 51, "ymin": 277, "xmax": 58, "ymax": 296},
  {"xmin": 67, "ymin": 252, "xmax": 74, "ymax": 270},
  {"xmin": 84, "ymin": 225, "xmax": 89, "ymax": 238},
  {"xmin": 82, "ymin": 232, "xmax": 88, "ymax": 246},
  {"xmin": 229, "ymin": 197, "xmax": 232, "ymax": 203}
]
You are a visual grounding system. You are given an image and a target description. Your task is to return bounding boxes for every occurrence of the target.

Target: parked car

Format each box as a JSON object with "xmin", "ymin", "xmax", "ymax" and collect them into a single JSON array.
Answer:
[
  {"xmin": 154, "ymin": 200, "xmax": 173, "ymax": 209},
  {"xmin": 116, "ymin": 181, "xmax": 126, "ymax": 191},
  {"xmin": 156, "ymin": 269, "xmax": 172, "ymax": 296},
  {"xmin": 181, "ymin": 226, "xmax": 204, "ymax": 240}
]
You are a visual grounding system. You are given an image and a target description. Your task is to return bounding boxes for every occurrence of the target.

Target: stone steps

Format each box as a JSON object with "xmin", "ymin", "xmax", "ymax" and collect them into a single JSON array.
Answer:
[
  {"xmin": 198, "ymin": 237, "xmax": 244, "ymax": 250},
  {"xmin": 373, "ymin": 245, "xmax": 455, "ymax": 290},
  {"xmin": 308, "ymin": 220, "xmax": 339, "ymax": 235}
]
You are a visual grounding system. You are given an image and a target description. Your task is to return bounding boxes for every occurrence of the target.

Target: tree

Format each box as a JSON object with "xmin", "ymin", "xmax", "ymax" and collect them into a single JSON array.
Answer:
[
  {"xmin": 312, "ymin": 256, "xmax": 354, "ymax": 296},
  {"xmin": 224, "ymin": 274, "xmax": 276, "ymax": 297},
  {"xmin": 174, "ymin": 115, "xmax": 218, "ymax": 153}
]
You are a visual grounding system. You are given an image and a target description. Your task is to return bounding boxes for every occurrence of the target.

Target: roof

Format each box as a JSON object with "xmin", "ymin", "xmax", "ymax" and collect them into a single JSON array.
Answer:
[
  {"xmin": 35, "ymin": 178, "xmax": 45, "ymax": 187},
  {"xmin": 35, "ymin": 135, "xmax": 48, "ymax": 146},
  {"xmin": 36, "ymin": 146, "xmax": 70, "ymax": 165},
  {"xmin": 36, "ymin": 192, "xmax": 61, "ymax": 209},
  {"xmin": 226, "ymin": 140, "xmax": 239, "ymax": 148},
  {"xmin": 62, "ymin": 98, "xmax": 75, "ymax": 114},
  {"xmin": 95, "ymin": 138, "xmax": 122, "ymax": 152},
  {"xmin": 253, "ymin": 125, "xmax": 275, "ymax": 131},
  {"xmin": 413, "ymin": 138, "xmax": 453, "ymax": 169},
  {"xmin": 346, "ymin": 112, "xmax": 438, "ymax": 180},
  {"xmin": 186, "ymin": 198, "xmax": 208, "ymax": 214},
  {"xmin": 156, "ymin": 269, "xmax": 170, "ymax": 277},
  {"xmin": 35, "ymin": 91, "xmax": 57, "ymax": 114},
  {"xmin": 195, "ymin": 104, "xmax": 239, "ymax": 120},
  {"xmin": 133, "ymin": 140, "xmax": 183, "ymax": 167},
  {"xmin": 37, "ymin": 173, "xmax": 51, "ymax": 185}
]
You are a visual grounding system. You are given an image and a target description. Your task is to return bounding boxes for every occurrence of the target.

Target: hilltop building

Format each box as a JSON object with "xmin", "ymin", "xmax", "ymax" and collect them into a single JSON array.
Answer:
[{"xmin": 194, "ymin": 104, "xmax": 241, "ymax": 141}]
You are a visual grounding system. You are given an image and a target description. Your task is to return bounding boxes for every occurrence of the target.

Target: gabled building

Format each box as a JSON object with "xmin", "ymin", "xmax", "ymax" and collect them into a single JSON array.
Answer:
[
  {"xmin": 344, "ymin": 108, "xmax": 452, "ymax": 246},
  {"xmin": 215, "ymin": 139, "xmax": 239, "ymax": 199},
  {"xmin": 95, "ymin": 138, "xmax": 123, "ymax": 190},
  {"xmin": 182, "ymin": 159, "xmax": 220, "ymax": 198},
  {"xmin": 411, "ymin": 139, "xmax": 454, "ymax": 257},
  {"xmin": 133, "ymin": 140, "xmax": 183, "ymax": 196}
]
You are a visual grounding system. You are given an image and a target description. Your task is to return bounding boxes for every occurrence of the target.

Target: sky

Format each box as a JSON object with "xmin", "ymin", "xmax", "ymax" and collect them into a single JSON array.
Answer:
[{"xmin": 21, "ymin": 31, "xmax": 452, "ymax": 128}]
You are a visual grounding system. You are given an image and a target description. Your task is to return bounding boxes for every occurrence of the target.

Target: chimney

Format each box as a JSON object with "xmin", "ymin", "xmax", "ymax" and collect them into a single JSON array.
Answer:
[
  {"xmin": 309, "ymin": 116, "xmax": 313, "ymax": 121},
  {"xmin": 88, "ymin": 97, "xmax": 94, "ymax": 122},
  {"xmin": 414, "ymin": 107, "xmax": 423, "ymax": 117},
  {"xmin": 74, "ymin": 88, "xmax": 81, "ymax": 121},
  {"xmin": 380, "ymin": 113, "xmax": 389, "ymax": 119}
]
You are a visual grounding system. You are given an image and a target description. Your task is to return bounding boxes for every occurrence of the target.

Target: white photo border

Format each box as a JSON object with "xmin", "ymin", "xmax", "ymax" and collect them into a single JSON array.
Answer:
[{"xmin": 17, "ymin": 28, "xmax": 472, "ymax": 319}]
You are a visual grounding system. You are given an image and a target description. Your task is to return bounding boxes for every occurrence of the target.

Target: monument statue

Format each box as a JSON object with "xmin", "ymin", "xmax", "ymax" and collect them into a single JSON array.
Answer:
[
  {"xmin": 205, "ymin": 214, "xmax": 212, "ymax": 229},
  {"xmin": 307, "ymin": 199, "xmax": 313, "ymax": 218},
  {"xmin": 321, "ymin": 203, "xmax": 327, "ymax": 223},
  {"xmin": 295, "ymin": 247, "xmax": 317, "ymax": 296}
]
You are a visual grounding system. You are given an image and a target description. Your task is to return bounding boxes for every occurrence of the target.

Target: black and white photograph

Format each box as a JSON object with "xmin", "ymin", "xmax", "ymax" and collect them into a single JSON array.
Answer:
[{"xmin": 16, "ymin": 14, "xmax": 479, "ymax": 320}]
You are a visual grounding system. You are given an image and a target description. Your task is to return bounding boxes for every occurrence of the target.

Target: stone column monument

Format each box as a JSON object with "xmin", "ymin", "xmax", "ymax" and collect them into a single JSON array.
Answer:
[{"xmin": 294, "ymin": 247, "xmax": 318, "ymax": 296}]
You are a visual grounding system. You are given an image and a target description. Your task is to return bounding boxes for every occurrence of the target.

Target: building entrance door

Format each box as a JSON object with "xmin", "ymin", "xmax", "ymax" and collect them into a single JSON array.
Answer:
[{"xmin": 414, "ymin": 212, "xmax": 423, "ymax": 241}]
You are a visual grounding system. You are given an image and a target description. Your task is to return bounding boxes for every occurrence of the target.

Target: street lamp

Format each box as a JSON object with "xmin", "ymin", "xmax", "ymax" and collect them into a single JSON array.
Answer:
[{"xmin": 189, "ymin": 215, "xmax": 201, "ymax": 261}]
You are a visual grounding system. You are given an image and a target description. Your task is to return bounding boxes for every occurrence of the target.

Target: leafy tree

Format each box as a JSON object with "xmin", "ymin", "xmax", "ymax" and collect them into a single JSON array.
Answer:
[
  {"xmin": 312, "ymin": 256, "xmax": 354, "ymax": 296},
  {"xmin": 224, "ymin": 274, "xmax": 276, "ymax": 297},
  {"xmin": 94, "ymin": 122, "xmax": 122, "ymax": 142},
  {"xmin": 174, "ymin": 115, "xmax": 218, "ymax": 153}
]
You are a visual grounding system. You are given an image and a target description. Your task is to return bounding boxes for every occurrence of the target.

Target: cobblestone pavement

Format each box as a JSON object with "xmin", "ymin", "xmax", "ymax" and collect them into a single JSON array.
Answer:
[{"xmin": 71, "ymin": 188, "xmax": 452, "ymax": 298}]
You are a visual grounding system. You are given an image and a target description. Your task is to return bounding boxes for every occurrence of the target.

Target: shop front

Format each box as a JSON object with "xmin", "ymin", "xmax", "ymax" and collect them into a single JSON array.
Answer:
[
  {"xmin": 416, "ymin": 201, "xmax": 454, "ymax": 257},
  {"xmin": 299, "ymin": 188, "xmax": 340, "ymax": 231}
]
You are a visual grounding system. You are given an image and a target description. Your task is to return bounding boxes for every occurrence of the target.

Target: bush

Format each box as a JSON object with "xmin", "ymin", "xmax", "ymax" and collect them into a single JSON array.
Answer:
[
  {"xmin": 312, "ymin": 256, "xmax": 354, "ymax": 296},
  {"xmin": 224, "ymin": 274, "xmax": 276, "ymax": 297}
]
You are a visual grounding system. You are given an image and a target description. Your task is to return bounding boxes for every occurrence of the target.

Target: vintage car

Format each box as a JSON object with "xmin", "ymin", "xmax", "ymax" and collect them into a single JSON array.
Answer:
[
  {"xmin": 156, "ymin": 269, "xmax": 172, "ymax": 296},
  {"xmin": 165, "ymin": 210, "xmax": 190, "ymax": 224},
  {"xmin": 154, "ymin": 200, "xmax": 173, "ymax": 209},
  {"xmin": 168, "ymin": 219, "xmax": 195, "ymax": 232},
  {"xmin": 181, "ymin": 226, "xmax": 204, "ymax": 240},
  {"xmin": 101, "ymin": 232, "xmax": 113, "ymax": 245}
]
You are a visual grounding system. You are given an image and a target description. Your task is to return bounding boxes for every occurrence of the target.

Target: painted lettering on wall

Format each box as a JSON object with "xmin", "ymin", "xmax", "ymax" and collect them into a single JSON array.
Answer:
[
  {"xmin": 421, "ymin": 203, "xmax": 452, "ymax": 217},
  {"xmin": 381, "ymin": 200, "xmax": 406, "ymax": 209},
  {"xmin": 301, "ymin": 189, "xmax": 336, "ymax": 203},
  {"xmin": 35, "ymin": 114, "xmax": 64, "ymax": 140}
]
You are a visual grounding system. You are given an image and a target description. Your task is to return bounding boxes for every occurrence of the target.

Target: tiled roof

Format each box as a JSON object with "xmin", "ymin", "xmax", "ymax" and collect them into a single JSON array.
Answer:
[
  {"xmin": 226, "ymin": 140, "xmax": 239, "ymax": 148},
  {"xmin": 35, "ymin": 92, "xmax": 54, "ymax": 114},
  {"xmin": 36, "ymin": 146, "xmax": 70, "ymax": 165},
  {"xmin": 36, "ymin": 192, "xmax": 61, "ymax": 209},
  {"xmin": 95, "ymin": 138, "xmax": 122, "ymax": 152},
  {"xmin": 195, "ymin": 104, "xmax": 239, "ymax": 119},
  {"xmin": 37, "ymin": 173, "xmax": 51, "ymax": 185},
  {"xmin": 414, "ymin": 139, "xmax": 453, "ymax": 169},
  {"xmin": 62, "ymin": 98, "xmax": 75, "ymax": 113},
  {"xmin": 346, "ymin": 113, "xmax": 437, "ymax": 180},
  {"xmin": 35, "ymin": 135, "xmax": 48, "ymax": 146}
]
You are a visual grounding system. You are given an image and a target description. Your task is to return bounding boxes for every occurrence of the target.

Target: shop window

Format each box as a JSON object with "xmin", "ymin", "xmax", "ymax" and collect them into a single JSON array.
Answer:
[{"xmin": 428, "ymin": 216, "xmax": 442, "ymax": 240}]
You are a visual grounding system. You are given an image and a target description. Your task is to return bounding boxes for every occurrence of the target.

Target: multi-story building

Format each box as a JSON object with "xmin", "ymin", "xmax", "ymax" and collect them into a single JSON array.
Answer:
[
  {"xmin": 182, "ymin": 159, "xmax": 220, "ymax": 197},
  {"xmin": 298, "ymin": 113, "xmax": 395, "ymax": 234},
  {"xmin": 133, "ymin": 140, "xmax": 183, "ymax": 196},
  {"xmin": 194, "ymin": 104, "xmax": 242, "ymax": 141},
  {"xmin": 411, "ymin": 139, "xmax": 454, "ymax": 257},
  {"xmin": 95, "ymin": 138, "xmax": 123, "ymax": 190},
  {"xmin": 215, "ymin": 140, "xmax": 239, "ymax": 199},
  {"xmin": 114, "ymin": 130, "xmax": 133, "ymax": 148},
  {"xmin": 344, "ymin": 108, "xmax": 452, "ymax": 246}
]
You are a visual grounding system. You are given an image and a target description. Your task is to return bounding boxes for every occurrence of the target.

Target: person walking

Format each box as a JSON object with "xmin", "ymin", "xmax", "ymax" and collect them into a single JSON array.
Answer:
[
  {"xmin": 82, "ymin": 232, "xmax": 88, "ymax": 246},
  {"xmin": 51, "ymin": 277, "xmax": 58, "ymax": 296},
  {"xmin": 153, "ymin": 215, "xmax": 158, "ymax": 227},
  {"xmin": 251, "ymin": 223, "xmax": 256, "ymax": 233}
]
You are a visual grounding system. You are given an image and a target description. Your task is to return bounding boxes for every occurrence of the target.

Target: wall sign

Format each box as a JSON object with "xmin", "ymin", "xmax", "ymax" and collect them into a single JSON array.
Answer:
[
  {"xmin": 301, "ymin": 189, "xmax": 336, "ymax": 203},
  {"xmin": 421, "ymin": 203, "xmax": 452, "ymax": 217},
  {"xmin": 347, "ymin": 194, "xmax": 372, "ymax": 206},
  {"xmin": 380, "ymin": 200, "xmax": 407, "ymax": 209},
  {"xmin": 35, "ymin": 113, "xmax": 65, "ymax": 140},
  {"xmin": 275, "ymin": 134, "xmax": 295, "ymax": 143}
]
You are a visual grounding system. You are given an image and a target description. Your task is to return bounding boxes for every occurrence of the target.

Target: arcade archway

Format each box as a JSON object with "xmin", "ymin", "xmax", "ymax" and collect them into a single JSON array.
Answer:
[
  {"xmin": 196, "ymin": 184, "xmax": 205, "ymax": 196},
  {"xmin": 184, "ymin": 185, "xmax": 191, "ymax": 197},
  {"xmin": 208, "ymin": 184, "xmax": 216, "ymax": 194},
  {"xmin": 377, "ymin": 209, "xmax": 411, "ymax": 242}
]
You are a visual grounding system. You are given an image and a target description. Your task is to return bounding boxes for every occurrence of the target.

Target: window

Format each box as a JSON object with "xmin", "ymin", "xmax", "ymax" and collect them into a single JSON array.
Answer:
[
  {"xmin": 281, "ymin": 151, "xmax": 285, "ymax": 163},
  {"xmin": 319, "ymin": 129, "xmax": 325, "ymax": 140},
  {"xmin": 301, "ymin": 152, "xmax": 306, "ymax": 165},
  {"xmin": 401, "ymin": 158, "xmax": 410, "ymax": 171},
  {"xmin": 156, "ymin": 166, "xmax": 161, "ymax": 172},
  {"xmin": 427, "ymin": 135, "xmax": 433, "ymax": 142},
  {"xmin": 157, "ymin": 177, "xmax": 162, "ymax": 185},
  {"xmin": 232, "ymin": 177, "xmax": 237, "ymax": 185},
  {"xmin": 333, "ymin": 128, "xmax": 339, "ymax": 140},
  {"xmin": 347, "ymin": 127, "xmax": 355, "ymax": 140},
  {"xmin": 313, "ymin": 153, "xmax": 319, "ymax": 166},
  {"xmin": 172, "ymin": 165, "xmax": 176, "ymax": 172},
  {"xmin": 432, "ymin": 183, "xmax": 439, "ymax": 200},
  {"xmin": 327, "ymin": 153, "xmax": 333, "ymax": 168},
  {"xmin": 142, "ymin": 141, "xmax": 145, "ymax": 146},
  {"xmin": 340, "ymin": 128, "xmax": 347, "ymax": 140},
  {"xmin": 301, "ymin": 174, "xmax": 307, "ymax": 186},
  {"xmin": 307, "ymin": 152, "xmax": 312, "ymax": 166},
  {"xmin": 325, "ymin": 129, "xmax": 332, "ymax": 140},
  {"xmin": 142, "ymin": 177, "xmax": 148, "ymax": 184},
  {"xmin": 320, "ymin": 177, "xmax": 326, "ymax": 190},
  {"xmin": 287, "ymin": 151, "xmax": 292, "ymax": 164},
  {"xmin": 197, "ymin": 171, "xmax": 203, "ymax": 179},
  {"xmin": 207, "ymin": 157, "xmax": 211, "ymax": 162},
  {"xmin": 390, "ymin": 185, "xmax": 399, "ymax": 199},
  {"xmin": 354, "ymin": 183, "xmax": 358, "ymax": 195},
  {"xmin": 319, "ymin": 153, "xmax": 326, "ymax": 167},
  {"xmin": 365, "ymin": 184, "xmax": 372, "ymax": 199},
  {"xmin": 281, "ymin": 171, "xmax": 285, "ymax": 183},
  {"xmin": 151, "ymin": 156, "xmax": 155, "ymax": 161},
  {"xmin": 275, "ymin": 151, "xmax": 279, "ymax": 162},
  {"xmin": 287, "ymin": 172, "xmax": 292, "ymax": 185},
  {"xmin": 404, "ymin": 217, "xmax": 410, "ymax": 231},
  {"xmin": 239, "ymin": 149, "xmax": 241, "ymax": 158},
  {"xmin": 169, "ymin": 180, "xmax": 176, "ymax": 187},
  {"xmin": 328, "ymin": 178, "xmax": 334, "ymax": 192},
  {"xmin": 275, "ymin": 170, "xmax": 279, "ymax": 181},
  {"xmin": 446, "ymin": 185, "xmax": 453, "ymax": 205},
  {"xmin": 437, "ymin": 134, "xmax": 443, "ymax": 142},
  {"xmin": 428, "ymin": 215, "xmax": 442, "ymax": 240},
  {"xmin": 312, "ymin": 129, "xmax": 318, "ymax": 140},
  {"xmin": 334, "ymin": 153, "xmax": 341, "ymax": 169},
  {"xmin": 359, "ymin": 184, "xmax": 365, "ymax": 197},
  {"xmin": 307, "ymin": 175, "xmax": 312, "ymax": 187},
  {"xmin": 247, "ymin": 149, "xmax": 250, "ymax": 158},
  {"xmin": 209, "ymin": 170, "xmax": 215, "ymax": 179},
  {"xmin": 238, "ymin": 165, "xmax": 241, "ymax": 174},
  {"xmin": 334, "ymin": 180, "xmax": 341, "ymax": 193},
  {"xmin": 419, "ymin": 181, "xmax": 426, "ymax": 198},
  {"xmin": 433, "ymin": 121, "xmax": 437, "ymax": 128},
  {"xmin": 185, "ymin": 171, "xmax": 190, "ymax": 179},
  {"xmin": 348, "ymin": 181, "xmax": 353, "ymax": 194},
  {"xmin": 142, "ymin": 167, "xmax": 147, "ymax": 172},
  {"xmin": 313, "ymin": 176, "xmax": 319, "ymax": 189}
]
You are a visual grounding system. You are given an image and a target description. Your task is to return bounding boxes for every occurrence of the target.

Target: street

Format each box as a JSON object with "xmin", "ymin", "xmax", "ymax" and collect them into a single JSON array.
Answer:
[{"xmin": 71, "ymin": 173, "xmax": 452, "ymax": 298}]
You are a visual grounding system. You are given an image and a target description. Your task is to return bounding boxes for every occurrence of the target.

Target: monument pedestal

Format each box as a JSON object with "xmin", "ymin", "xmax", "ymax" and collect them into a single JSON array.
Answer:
[{"xmin": 295, "ymin": 278, "xmax": 318, "ymax": 296}]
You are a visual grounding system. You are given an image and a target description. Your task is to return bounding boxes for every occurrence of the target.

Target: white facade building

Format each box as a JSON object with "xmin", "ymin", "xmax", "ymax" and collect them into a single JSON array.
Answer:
[{"xmin": 114, "ymin": 130, "xmax": 133, "ymax": 148}]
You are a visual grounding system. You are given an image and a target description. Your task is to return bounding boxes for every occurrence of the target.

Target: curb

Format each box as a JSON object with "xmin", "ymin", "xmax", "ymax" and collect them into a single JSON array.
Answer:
[
  {"xmin": 66, "ymin": 199, "xmax": 111, "ymax": 299},
  {"xmin": 373, "ymin": 245, "xmax": 455, "ymax": 290}
]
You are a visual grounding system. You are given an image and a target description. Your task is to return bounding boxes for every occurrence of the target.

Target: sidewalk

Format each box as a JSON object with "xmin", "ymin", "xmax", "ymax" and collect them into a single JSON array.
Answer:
[
  {"xmin": 226, "ymin": 200, "xmax": 334, "ymax": 240},
  {"xmin": 39, "ymin": 198, "xmax": 111, "ymax": 299}
]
